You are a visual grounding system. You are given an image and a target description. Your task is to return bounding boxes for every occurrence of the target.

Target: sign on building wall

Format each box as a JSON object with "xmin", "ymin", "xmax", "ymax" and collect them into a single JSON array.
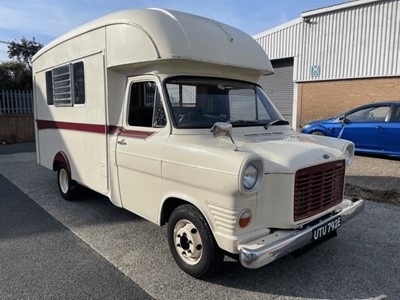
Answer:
[{"xmin": 311, "ymin": 65, "xmax": 320, "ymax": 78}]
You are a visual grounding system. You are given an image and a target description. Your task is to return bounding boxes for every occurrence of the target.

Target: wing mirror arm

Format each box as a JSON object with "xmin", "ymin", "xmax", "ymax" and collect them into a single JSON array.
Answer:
[{"xmin": 337, "ymin": 116, "xmax": 349, "ymax": 139}]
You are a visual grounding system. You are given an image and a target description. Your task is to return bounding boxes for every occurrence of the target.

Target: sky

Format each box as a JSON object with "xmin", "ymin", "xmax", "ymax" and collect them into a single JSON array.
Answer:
[{"xmin": 0, "ymin": 0, "xmax": 348, "ymax": 62}]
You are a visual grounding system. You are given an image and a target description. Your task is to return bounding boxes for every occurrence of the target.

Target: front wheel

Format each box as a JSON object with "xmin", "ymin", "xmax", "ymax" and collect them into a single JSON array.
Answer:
[
  {"xmin": 57, "ymin": 164, "xmax": 77, "ymax": 201},
  {"xmin": 311, "ymin": 130, "xmax": 326, "ymax": 136},
  {"xmin": 167, "ymin": 204, "xmax": 224, "ymax": 278}
]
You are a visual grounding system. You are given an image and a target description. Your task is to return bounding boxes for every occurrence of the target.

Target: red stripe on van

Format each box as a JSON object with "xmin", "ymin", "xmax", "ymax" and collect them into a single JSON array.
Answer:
[
  {"xmin": 36, "ymin": 120, "xmax": 106, "ymax": 134},
  {"xmin": 36, "ymin": 120, "xmax": 154, "ymax": 139}
]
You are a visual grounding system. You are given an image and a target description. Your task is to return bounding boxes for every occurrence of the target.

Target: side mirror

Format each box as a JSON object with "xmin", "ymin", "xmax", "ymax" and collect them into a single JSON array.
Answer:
[
  {"xmin": 210, "ymin": 122, "xmax": 232, "ymax": 138},
  {"xmin": 210, "ymin": 122, "xmax": 238, "ymax": 151},
  {"xmin": 339, "ymin": 116, "xmax": 350, "ymax": 126}
]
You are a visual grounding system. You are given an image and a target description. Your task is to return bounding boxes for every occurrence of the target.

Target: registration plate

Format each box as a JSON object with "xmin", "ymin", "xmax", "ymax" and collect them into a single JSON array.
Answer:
[{"xmin": 312, "ymin": 216, "xmax": 342, "ymax": 241}]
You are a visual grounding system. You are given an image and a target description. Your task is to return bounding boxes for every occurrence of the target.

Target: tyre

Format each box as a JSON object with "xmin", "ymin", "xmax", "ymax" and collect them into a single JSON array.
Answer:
[
  {"xmin": 167, "ymin": 204, "xmax": 224, "ymax": 278},
  {"xmin": 57, "ymin": 164, "xmax": 77, "ymax": 201},
  {"xmin": 311, "ymin": 131, "xmax": 325, "ymax": 136}
]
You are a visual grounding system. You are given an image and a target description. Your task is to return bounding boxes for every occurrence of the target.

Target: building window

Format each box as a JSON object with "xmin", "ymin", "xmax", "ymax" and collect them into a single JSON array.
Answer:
[{"xmin": 45, "ymin": 61, "xmax": 85, "ymax": 106}]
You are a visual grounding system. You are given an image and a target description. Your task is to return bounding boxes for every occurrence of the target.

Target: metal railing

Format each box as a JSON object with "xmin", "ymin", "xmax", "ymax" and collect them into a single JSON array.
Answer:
[{"xmin": 0, "ymin": 90, "xmax": 33, "ymax": 114}]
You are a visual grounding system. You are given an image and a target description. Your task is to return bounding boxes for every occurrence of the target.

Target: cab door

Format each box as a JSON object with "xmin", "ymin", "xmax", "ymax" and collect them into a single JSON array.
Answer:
[
  {"xmin": 341, "ymin": 105, "xmax": 391, "ymax": 152},
  {"xmin": 115, "ymin": 76, "xmax": 169, "ymax": 223}
]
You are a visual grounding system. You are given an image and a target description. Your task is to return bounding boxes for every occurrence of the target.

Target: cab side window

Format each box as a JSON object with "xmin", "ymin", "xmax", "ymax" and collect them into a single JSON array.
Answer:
[
  {"xmin": 128, "ymin": 82, "xmax": 166, "ymax": 128},
  {"xmin": 346, "ymin": 106, "xmax": 390, "ymax": 123},
  {"xmin": 390, "ymin": 106, "xmax": 400, "ymax": 122}
]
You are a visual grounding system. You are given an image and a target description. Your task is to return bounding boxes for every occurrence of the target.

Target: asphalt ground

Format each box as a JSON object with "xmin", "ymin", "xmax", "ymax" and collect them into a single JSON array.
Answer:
[
  {"xmin": 0, "ymin": 144, "xmax": 153, "ymax": 300},
  {"xmin": 1, "ymin": 143, "xmax": 400, "ymax": 299}
]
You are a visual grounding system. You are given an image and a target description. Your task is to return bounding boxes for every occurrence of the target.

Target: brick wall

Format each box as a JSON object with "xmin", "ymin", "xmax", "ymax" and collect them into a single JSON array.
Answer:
[
  {"xmin": 297, "ymin": 77, "xmax": 400, "ymax": 129},
  {"xmin": 0, "ymin": 114, "xmax": 35, "ymax": 144}
]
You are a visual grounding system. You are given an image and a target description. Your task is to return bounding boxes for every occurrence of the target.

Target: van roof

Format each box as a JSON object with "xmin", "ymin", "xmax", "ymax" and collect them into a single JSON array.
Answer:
[{"xmin": 33, "ymin": 8, "xmax": 273, "ymax": 74}]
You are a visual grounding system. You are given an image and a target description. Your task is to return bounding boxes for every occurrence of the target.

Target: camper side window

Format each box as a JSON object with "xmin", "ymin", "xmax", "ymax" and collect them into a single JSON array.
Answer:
[
  {"xmin": 73, "ymin": 62, "xmax": 85, "ymax": 105},
  {"xmin": 128, "ymin": 82, "xmax": 166, "ymax": 128},
  {"xmin": 45, "ymin": 62, "xmax": 85, "ymax": 106}
]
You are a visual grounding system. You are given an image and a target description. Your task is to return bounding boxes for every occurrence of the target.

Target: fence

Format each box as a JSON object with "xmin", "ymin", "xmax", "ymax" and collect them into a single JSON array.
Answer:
[{"xmin": 0, "ymin": 90, "xmax": 33, "ymax": 114}]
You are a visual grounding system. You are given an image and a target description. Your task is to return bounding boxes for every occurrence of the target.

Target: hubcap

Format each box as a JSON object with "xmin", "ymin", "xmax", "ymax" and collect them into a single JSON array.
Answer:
[
  {"xmin": 173, "ymin": 219, "xmax": 203, "ymax": 265},
  {"xmin": 59, "ymin": 169, "xmax": 69, "ymax": 194}
]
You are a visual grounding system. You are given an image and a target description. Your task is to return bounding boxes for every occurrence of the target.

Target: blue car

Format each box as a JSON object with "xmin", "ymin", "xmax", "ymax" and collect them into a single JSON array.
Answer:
[{"xmin": 301, "ymin": 101, "xmax": 400, "ymax": 157}]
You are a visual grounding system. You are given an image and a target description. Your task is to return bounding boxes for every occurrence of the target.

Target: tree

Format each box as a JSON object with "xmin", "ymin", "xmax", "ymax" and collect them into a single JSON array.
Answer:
[
  {"xmin": 0, "ymin": 61, "xmax": 32, "ymax": 90},
  {"xmin": 7, "ymin": 37, "xmax": 43, "ymax": 69},
  {"xmin": 0, "ymin": 37, "xmax": 43, "ymax": 89}
]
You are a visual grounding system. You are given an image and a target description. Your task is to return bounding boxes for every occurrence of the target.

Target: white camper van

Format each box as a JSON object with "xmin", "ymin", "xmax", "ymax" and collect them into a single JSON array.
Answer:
[{"xmin": 33, "ymin": 8, "xmax": 364, "ymax": 278}]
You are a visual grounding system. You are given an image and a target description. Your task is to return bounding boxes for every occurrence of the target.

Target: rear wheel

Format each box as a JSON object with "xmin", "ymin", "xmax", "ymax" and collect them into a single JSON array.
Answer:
[
  {"xmin": 57, "ymin": 164, "xmax": 77, "ymax": 201},
  {"xmin": 167, "ymin": 204, "xmax": 224, "ymax": 278}
]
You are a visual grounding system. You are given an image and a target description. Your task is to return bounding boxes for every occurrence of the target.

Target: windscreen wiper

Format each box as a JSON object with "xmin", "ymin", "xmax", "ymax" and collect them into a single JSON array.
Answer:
[
  {"xmin": 264, "ymin": 119, "xmax": 290, "ymax": 130},
  {"xmin": 230, "ymin": 120, "xmax": 258, "ymax": 127}
]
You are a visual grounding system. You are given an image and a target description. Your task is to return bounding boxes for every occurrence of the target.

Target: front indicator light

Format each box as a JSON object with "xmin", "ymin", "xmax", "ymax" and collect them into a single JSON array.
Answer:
[{"xmin": 238, "ymin": 210, "xmax": 251, "ymax": 228}]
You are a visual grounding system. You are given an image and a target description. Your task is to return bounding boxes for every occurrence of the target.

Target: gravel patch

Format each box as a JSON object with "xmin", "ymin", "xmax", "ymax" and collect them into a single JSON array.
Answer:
[{"xmin": 345, "ymin": 154, "xmax": 400, "ymax": 206}]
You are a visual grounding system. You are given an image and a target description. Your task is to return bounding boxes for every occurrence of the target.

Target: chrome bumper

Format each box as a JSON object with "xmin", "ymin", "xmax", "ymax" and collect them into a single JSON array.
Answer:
[{"xmin": 238, "ymin": 197, "xmax": 365, "ymax": 269}]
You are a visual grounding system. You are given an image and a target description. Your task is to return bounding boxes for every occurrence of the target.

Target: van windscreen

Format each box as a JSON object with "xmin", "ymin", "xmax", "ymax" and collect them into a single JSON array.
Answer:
[{"xmin": 165, "ymin": 77, "xmax": 281, "ymax": 129}]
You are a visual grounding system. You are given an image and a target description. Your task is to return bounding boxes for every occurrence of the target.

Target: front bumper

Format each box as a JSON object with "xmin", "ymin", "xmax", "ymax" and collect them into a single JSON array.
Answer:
[{"xmin": 238, "ymin": 197, "xmax": 365, "ymax": 269}]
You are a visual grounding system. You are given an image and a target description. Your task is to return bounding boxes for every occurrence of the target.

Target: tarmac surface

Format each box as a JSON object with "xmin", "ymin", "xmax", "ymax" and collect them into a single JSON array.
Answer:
[
  {"xmin": 1, "ymin": 143, "xmax": 399, "ymax": 299},
  {"xmin": 0, "ymin": 144, "xmax": 152, "ymax": 300}
]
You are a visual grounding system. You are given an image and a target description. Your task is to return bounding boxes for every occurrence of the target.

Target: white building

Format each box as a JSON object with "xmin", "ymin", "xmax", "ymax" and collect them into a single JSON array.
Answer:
[{"xmin": 254, "ymin": 0, "xmax": 400, "ymax": 129}]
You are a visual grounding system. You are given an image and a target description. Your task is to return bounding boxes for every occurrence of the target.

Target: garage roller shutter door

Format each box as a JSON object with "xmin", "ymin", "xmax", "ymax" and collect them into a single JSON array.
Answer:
[{"xmin": 259, "ymin": 58, "xmax": 294, "ymax": 123}]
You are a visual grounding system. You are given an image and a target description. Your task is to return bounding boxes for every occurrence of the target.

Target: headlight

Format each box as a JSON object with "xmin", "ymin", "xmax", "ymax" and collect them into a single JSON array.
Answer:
[
  {"xmin": 344, "ymin": 144, "xmax": 355, "ymax": 166},
  {"xmin": 243, "ymin": 164, "xmax": 258, "ymax": 189},
  {"xmin": 239, "ymin": 158, "xmax": 264, "ymax": 193}
]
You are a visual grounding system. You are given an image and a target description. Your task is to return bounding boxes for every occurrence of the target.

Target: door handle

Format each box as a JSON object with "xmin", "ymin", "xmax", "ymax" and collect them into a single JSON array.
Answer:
[
  {"xmin": 375, "ymin": 126, "xmax": 383, "ymax": 130},
  {"xmin": 117, "ymin": 139, "xmax": 127, "ymax": 145}
]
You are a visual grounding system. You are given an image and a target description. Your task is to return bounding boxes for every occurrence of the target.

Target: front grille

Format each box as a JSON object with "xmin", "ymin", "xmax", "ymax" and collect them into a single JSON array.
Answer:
[{"xmin": 294, "ymin": 160, "xmax": 345, "ymax": 222}]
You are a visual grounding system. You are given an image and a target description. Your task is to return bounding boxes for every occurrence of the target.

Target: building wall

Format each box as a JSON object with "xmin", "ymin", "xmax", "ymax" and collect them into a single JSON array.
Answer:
[
  {"xmin": 254, "ymin": 0, "xmax": 400, "ymax": 129},
  {"xmin": 254, "ymin": 18, "xmax": 303, "ymax": 61},
  {"xmin": 0, "ymin": 114, "xmax": 35, "ymax": 144},
  {"xmin": 255, "ymin": 0, "xmax": 400, "ymax": 82},
  {"xmin": 297, "ymin": 77, "xmax": 400, "ymax": 128},
  {"xmin": 300, "ymin": 0, "xmax": 400, "ymax": 81}
]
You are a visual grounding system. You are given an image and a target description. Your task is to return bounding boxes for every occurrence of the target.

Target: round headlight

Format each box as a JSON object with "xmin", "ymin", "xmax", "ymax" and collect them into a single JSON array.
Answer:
[{"xmin": 243, "ymin": 164, "xmax": 258, "ymax": 190}]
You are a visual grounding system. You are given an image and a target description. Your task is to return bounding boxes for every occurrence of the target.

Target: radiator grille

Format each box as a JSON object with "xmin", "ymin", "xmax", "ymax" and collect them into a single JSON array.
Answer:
[{"xmin": 294, "ymin": 160, "xmax": 345, "ymax": 222}]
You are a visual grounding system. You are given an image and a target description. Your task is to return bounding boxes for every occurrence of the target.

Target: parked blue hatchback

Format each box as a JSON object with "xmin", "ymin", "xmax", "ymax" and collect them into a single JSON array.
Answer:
[{"xmin": 301, "ymin": 101, "xmax": 400, "ymax": 157}]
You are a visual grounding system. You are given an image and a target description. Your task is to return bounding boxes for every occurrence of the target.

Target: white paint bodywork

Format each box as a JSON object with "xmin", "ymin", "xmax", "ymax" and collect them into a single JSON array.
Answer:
[{"xmin": 32, "ymin": 9, "xmax": 356, "ymax": 257}]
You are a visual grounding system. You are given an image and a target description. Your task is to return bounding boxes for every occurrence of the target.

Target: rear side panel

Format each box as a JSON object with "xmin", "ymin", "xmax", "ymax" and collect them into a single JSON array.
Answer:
[{"xmin": 34, "ymin": 50, "xmax": 109, "ymax": 195}]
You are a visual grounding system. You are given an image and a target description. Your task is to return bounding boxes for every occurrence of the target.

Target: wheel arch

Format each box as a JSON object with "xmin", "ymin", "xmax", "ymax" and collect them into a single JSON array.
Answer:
[
  {"xmin": 308, "ymin": 125, "xmax": 329, "ymax": 136},
  {"xmin": 159, "ymin": 197, "xmax": 214, "ymax": 230},
  {"xmin": 53, "ymin": 151, "xmax": 71, "ymax": 177},
  {"xmin": 160, "ymin": 197, "xmax": 190, "ymax": 226},
  {"xmin": 310, "ymin": 129, "xmax": 326, "ymax": 136}
]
